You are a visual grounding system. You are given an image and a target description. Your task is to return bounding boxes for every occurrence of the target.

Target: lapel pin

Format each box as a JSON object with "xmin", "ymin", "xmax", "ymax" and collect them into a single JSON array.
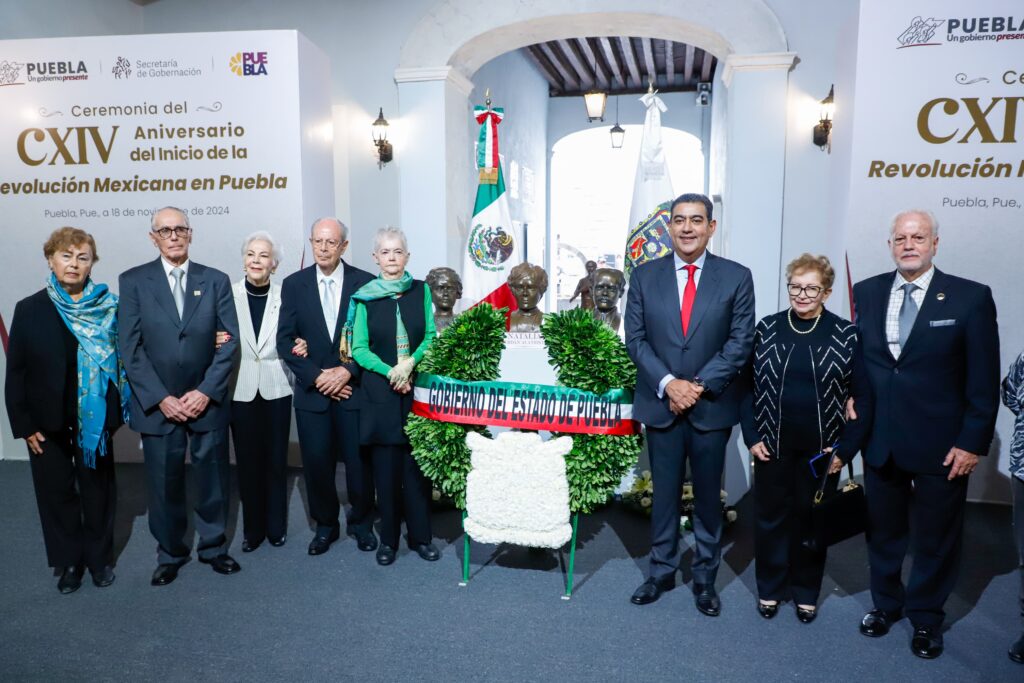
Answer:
[
  {"xmin": 193, "ymin": 290, "xmax": 201, "ymax": 296},
  {"xmin": 936, "ymin": 292, "xmax": 945, "ymax": 301}
]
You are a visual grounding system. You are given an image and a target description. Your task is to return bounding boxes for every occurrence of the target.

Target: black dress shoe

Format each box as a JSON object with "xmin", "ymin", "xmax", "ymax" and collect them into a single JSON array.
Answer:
[
  {"xmin": 631, "ymin": 577, "xmax": 674, "ymax": 605},
  {"xmin": 348, "ymin": 527, "xmax": 378, "ymax": 552},
  {"xmin": 376, "ymin": 544, "xmax": 396, "ymax": 566},
  {"xmin": 199, "ymin": 554, "xmax": 241, "ymax": 575},
  {"xmin": 57, "ymin": 566, "xmax": 84, "ymax": 594},
  {"xmin": 308, "ymin": 527, "xmax": 340, "ymax": 556},
  {"xmin": 90, "ymin": 565, "xmax": 116, "ymax": 588},
  {"xmin": 693, "ymin": 583, "xmax": 721, "ymax": 616},
  {"xmin": 860, "ymin": 609, "xmax": 902, "ymax": 637},
  {"xmin": 910, "ymin": 625, "xmax": 944, "ymax": 659},
  {"xmin": 241, "ymin": 539, "xmax": 262, "ymax": 553},
  {"xmin": 269, "ymin": 534, "xmax": 287, "ymax": 547},
  {"xmin": 411, "ymin": 542, "xmax": 440, "ymax": 561},
  {"xmin": 757, "ymin": 600, "xmax": 779, "ymax": 619},
  {"xmin": 1009, "ymin": 632, "xmax": 1024, "ymax": 664},
  {"xmin": 796, "ymin": 606, "xmax": 817, "ymax": 624},
  {"xmin": 151, "ymin": 563, "xmax": 180, "ymax": 586}
]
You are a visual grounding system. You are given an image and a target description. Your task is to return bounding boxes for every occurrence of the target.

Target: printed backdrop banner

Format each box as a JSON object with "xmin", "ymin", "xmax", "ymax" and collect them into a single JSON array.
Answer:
[
  {"xmin": 845, "ymin": 1, "xmax": 1023, "ymax": 501},
  {"xmin": 0, "ymin": 30, "xmax": 334, "ymax": 461}
]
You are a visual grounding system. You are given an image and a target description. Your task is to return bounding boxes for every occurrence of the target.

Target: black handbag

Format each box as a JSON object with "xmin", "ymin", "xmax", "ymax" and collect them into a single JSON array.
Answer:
[{"xmin": 803, "ymin": 454, "xmax": 867, "ymax": 552}]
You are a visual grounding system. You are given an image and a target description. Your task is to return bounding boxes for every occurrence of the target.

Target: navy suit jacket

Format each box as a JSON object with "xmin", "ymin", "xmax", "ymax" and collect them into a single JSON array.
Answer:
[
  {"xmin": 118, "ymin": 258, "xmax": 239, "ymax": 435},
  {"xmin": 853, "ymin": 268, "xmax": 1000, "ymax": 474},
  {"xmin": 625, "ymin": 252, "xmax": 755, "ymax": 430},
  {"xmin": 276, "ymin": 261, "xmax": 374, "ymax": 413}
]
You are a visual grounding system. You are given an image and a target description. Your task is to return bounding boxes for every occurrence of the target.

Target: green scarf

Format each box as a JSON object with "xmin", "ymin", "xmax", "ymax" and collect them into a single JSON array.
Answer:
[{"xmin": 339, "ymin": 272, "xmax": 413, "ymax": 362}]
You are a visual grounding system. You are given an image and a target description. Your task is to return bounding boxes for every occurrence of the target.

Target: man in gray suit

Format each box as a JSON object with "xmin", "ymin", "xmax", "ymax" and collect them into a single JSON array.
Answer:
[
  {"xmin": 625, "ymin": 193, "xmax": 755, "ymax": 615},
  {"xmin": 119, "ymin": 206, "xmax": 241, "ymax": 586}
]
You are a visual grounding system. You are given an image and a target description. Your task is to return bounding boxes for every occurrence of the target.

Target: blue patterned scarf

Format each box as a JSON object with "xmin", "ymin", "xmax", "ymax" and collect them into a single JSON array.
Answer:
[{"xmin": 46, "ymin": 273, "xmax": 131, "ymax": 468}]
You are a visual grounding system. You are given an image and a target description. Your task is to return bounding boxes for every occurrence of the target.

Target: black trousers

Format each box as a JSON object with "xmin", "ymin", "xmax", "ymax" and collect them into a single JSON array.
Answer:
[
  {"xmin": 295, "ymin": 404, "xmax": 374, "ymax": 536},
  {"xmin": 754, "ymin": 445, "xmax": 832, "ymax": 605},
  {"xmin": 28, "ymin": 429, "xmax": 115, "ymax": 571},
  {"xmin": 230, "ymin": 395, "xmax": 292, "ymax": 544},
  {"xmin": 646, "ymin": 420, "xmax": 729, "ymax": 584},
  {"xmin": 141, "ymin": 426, "xmax": 230, "ymax": 565},
  {"xmin": 865, "ymin": 457, "xmax": 968, "ymax": 627},
  {"xmin": 370, "ymin": 444, "xmax": 432, "ymax": 549}
]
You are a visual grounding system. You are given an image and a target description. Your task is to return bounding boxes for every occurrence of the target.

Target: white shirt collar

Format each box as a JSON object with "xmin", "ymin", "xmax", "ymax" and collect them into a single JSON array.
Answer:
[
  {"xmin": 161, "ymin": 257, "xmax": 190, "ymax": 277},
  {"xmin": 893, "ymin": 265, "xmax": 935, "ymax": 292},
  {"xmin": 674, "ymin": 250, "xmax": 708, "ymax": 271},
  {"xmin": 317, "ymin": 262, "xmax": 344, "ymax": 287}
]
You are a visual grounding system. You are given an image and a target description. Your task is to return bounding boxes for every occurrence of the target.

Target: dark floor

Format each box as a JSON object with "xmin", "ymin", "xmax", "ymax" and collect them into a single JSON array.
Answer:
[{"xmin": 0, "ymin": 460, "xmax": 1020, "ymax": 682}]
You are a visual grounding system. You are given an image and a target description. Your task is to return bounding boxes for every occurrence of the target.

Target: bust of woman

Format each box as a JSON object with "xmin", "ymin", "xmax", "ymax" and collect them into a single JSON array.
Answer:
[
  {"xmin": 507, "ymin": 262, "xmax": 548, "ymax": 333},
  {"xmin": 425, "ymin": 266, "xmax": 462, "ymax": 334}
]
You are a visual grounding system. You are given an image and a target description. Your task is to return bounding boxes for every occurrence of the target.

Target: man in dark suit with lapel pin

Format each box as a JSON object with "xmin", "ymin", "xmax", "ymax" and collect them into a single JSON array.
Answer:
[
  {"xmin": 852, "ymin": 209, "xmax": 999, "ymax": 659},
  {"xmin": 625, "ymin": 193, "xmax": 755, "ymax": 615},
  {"xmin": 118, "ymin": 206, "xmax": 241, "ymax": 586},
  {"xmin": 277, "ymin": 218, "xmax": 375, "ymax": 556}
]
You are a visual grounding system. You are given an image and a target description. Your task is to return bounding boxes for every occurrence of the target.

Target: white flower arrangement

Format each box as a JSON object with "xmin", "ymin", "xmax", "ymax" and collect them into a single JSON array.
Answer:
[{"xmin": 463, "ymin": 431, "xmax": 575, "ymax": 549}]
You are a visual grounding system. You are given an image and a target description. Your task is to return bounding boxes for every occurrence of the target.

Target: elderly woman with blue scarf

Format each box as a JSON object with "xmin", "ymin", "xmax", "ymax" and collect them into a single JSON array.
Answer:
[
  {"xmin": 4, "ymin": 227, "xmax": 130, "ymax": 594},
  {"xmin": 339, "ymin": 226, "xmax": 438, "ymax": 566}
]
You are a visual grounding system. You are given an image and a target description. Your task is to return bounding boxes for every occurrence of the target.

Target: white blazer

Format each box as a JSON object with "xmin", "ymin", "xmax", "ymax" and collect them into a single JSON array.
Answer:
[{"xmin": 230, "ymin": 279, "xmax": 293, "ymax": 402}]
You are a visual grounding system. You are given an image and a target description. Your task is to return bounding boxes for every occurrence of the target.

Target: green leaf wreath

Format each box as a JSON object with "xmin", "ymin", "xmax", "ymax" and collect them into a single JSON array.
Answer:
[
  {"xmin": 406, "ymin": 305, "xmax": 642, "ymax": 515},
  {"xmin": 405, "ymin": 304, "xmax": 506, "ymax": 508},
  {"xmin": 542, "ymin": 308, "xmax": 643, "ymax": 513}
]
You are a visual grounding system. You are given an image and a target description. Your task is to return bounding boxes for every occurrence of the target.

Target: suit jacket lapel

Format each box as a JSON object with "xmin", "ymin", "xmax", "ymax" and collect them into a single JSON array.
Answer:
[
  {"xmin": 879, "ymin": 273, "xmax": 897, "ymax": 362},
  {"xmin": 334, "ymin": 261, "xmax": 358, "ymax": 345},
  {"xmin": 900, "ymin": 268, "xmax": 946, "ymax": 358},
  {"xmin": 303, "ymin": 266, "xmax": 334, "ymax": 346},
  {"xmin": 234, "ymin": 281, "xmax": 259, "ymax": 355},
  {"xmin": 255, "ymin": 283, "xmax": 280, "ymax": 353},
  {"xmin": 146, "ymin": 258, "xmax": 182, "ymax": 327},
  {"xmin": 657, "ymin": 256, "xmax": 685, "ymax": 348},
  {"xmin": 180, "ymin": 264, "xmax": 205, "ymax": 329},
  {"xmin": 683, "ymin": 252, "xmax": 719, "ymax": 342}
]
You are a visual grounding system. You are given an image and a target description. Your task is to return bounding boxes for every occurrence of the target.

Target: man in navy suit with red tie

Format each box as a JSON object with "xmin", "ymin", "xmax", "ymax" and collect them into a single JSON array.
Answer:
[
  {"xmin": 624, "ymin": 193, "xmax": 755, "ymax": 615},
  {"xmin": 853, "ymin": 209, "xmax": 999, "ymax": 659}
]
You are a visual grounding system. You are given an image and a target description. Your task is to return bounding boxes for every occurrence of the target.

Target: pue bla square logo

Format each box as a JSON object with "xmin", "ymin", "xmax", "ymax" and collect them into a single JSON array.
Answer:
[{"xmin": 229, "ymin": 51, "xmax": 268, "ymax": 76}]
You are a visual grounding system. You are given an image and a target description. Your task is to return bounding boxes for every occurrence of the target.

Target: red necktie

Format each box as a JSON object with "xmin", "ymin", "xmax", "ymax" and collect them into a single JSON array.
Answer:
[{"xmin": 680, "ymin": 264, "xmax": 698, "ymax": 336}]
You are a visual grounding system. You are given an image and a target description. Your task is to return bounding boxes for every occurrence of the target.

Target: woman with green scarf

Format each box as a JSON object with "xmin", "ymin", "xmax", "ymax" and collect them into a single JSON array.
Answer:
[
  {"xmin": 5, "ymin": 227, "xmax": 130, "ymax": 594},
  {"xmin": 341, "ymin": 226, "xmax": 438, "ymax": 566}
]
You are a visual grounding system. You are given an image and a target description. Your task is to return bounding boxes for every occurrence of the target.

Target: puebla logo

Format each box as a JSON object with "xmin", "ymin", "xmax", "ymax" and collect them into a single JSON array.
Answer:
[
  {"xmin": 468, "ymin": 224, "xmax": 514, "ymax": 272},
  {"xmin": 0, "ymin": 60, "xmax": 25, "ymax": 86},
  {"xmin": 230, "ymin": 51, "xmax": 268, "ymax": 76}
]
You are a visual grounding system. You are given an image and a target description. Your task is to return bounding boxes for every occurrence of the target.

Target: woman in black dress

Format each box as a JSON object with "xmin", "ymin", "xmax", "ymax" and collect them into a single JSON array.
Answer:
[
  {"xmin": 741, "ymin": 253, "xmax": 873, "ymax": 622},
  {"xmin": 5, "ymin": 227, "xmax": 129, "ymax": 593}
]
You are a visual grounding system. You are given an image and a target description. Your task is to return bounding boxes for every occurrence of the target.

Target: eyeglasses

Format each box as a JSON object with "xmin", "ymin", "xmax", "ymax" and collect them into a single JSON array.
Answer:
[
  {"xmin": 310, "ymin": 238, "xmax": 341, "ymax": 249},
  {"xmin": 787, "ymin": 283, "xmax": 824, "ymax": 297},
  {"xmin": 152, "ymin": 226, "xmax": 191, "ymax": 240}
]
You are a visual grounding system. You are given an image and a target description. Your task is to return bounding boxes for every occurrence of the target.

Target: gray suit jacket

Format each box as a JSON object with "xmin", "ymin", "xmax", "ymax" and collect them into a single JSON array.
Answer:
[
  {"xmin": 625, "ymin": 252, "xmax": 755, "ymax": 430},
  {"xmin": 118, "ymin": 258, "xmax": 240, "ymax": 435}
]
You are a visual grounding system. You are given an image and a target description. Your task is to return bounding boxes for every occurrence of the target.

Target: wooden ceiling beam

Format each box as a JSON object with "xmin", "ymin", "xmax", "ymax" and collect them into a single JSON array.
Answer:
[
  {"xmin": 700, "ymin": 49, "xmax": 714, "ymax": 82},
  {"xmin": 618, "ymin": 36, "xmax": 643, "ymax": 89},
  {"xmin": 683, "ymin": 44, "xmax": 695, "ymax": 86},
  {"xmin": 538, "ymin": 41, "xmax": 580, "ymax": 91},
  {"xmin": 640, "ymin": 37, "xmax": 657, "ymax": 88},
  {"xmin": 524, "ymin": 45, "xmax": 565, "ymax": 93},
  {"xmin": 556, "ymin": 39, "xmax": 596, "ymax": 90},
  {"xmin": 664, "ymin": 40, "xmax": 676, "ymax": 88},
  {"xmin": 577, "ymin": 37, "xmax": 610, "ymax": 90},
  {"xmin": 598, "ymin": 37, "xmax": 626, "ymax": 89}
]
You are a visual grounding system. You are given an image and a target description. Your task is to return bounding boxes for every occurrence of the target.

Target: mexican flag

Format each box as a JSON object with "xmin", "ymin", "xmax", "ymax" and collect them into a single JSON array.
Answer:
[{"xmin": 461, "ymin": 105, "xmax": 519, "ymax": 321}]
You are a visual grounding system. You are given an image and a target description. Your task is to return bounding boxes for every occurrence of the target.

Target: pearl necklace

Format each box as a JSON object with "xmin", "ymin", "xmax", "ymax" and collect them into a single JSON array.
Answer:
[{"xmin": 788, "ymin": 307, "xmax": 821, "ymax": 335}]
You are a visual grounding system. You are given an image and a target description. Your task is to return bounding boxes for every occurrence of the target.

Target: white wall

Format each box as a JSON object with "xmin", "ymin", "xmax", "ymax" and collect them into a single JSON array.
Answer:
[{"xmin": 0, "ymin": 0, "xmax": 143, "ymax": 39}]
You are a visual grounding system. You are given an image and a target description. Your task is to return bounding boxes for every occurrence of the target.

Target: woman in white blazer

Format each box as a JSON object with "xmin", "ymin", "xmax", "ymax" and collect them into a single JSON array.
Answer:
[{"xmin": 229, "ymin": 231, "xmax": 294, "ymax": 552}]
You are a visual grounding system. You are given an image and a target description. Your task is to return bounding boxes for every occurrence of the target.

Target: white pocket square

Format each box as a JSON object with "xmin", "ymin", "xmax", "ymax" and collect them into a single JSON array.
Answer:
[{"xmin": 929, "ymin": 319, "xmax": 956, "ymax": 327}]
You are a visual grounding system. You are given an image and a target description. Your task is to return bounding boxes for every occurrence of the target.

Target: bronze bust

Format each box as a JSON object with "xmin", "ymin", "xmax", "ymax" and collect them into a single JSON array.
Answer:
[
  {"xmin": 507, "ymin": 262, "xmax": 548, "ymax": 332},
  {"xmin": 425, "ymin": 266, "xmax": 462, "ymax": 334},
  {"xmin": 592, "ymin": 268, "xmax": 626, "ymax": 333}
]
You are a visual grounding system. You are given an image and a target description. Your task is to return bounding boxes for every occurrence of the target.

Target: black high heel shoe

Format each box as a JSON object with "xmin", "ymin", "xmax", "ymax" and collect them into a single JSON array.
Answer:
[
  {"xmin": 796, "ymin": 605, "xmax": 817, "ymax": 623},
  {"xmin": 757, "ymin": 600, "xmax": 779, "ymax": 619}
]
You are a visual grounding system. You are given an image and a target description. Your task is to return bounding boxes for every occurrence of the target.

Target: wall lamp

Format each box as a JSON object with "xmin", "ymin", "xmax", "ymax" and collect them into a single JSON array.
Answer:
[
  {"xmin": 372, "ymin": 107, "xmax": 393, "ymax": 167},
  {"xmin": 813, "ymin": 85, "xmax": 834, "ymax": 151}
]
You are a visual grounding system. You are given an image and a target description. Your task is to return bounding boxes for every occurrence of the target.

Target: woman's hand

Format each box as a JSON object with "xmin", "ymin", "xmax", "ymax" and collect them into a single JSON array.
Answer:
[
  {"xmin": 749, "ymin": 441, "xmax": 770, "ymax": 462},
  {"xmin": 25, "ymin": 432, "xmax": 46, "ymax": 456},
  {"xmin": 215, "ymin": 331, "xmax": 231, "ymax": 349},
  {"xmin": 825, "ymin": 447, "xmax": 844, "ymax": 474},
  {"xmin": 395, "ymin": 381, "xmax": 412, "ymax": 395},
  {"xmin": 292, "ymin": 337, "xmax": 308, "ymax": 358}
]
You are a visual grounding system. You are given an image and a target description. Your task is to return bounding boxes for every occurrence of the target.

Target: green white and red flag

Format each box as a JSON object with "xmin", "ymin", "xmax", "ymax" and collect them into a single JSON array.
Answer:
[{"xmin": 462, "ymin": 104, "xmax": 519, "ymax": 319}]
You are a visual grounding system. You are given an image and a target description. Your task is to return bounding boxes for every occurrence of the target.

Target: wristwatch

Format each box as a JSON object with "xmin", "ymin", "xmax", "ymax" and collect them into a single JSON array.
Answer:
[{"xmin": 692, "ymin": 376, "xmax": 709, "ymax": 394}]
